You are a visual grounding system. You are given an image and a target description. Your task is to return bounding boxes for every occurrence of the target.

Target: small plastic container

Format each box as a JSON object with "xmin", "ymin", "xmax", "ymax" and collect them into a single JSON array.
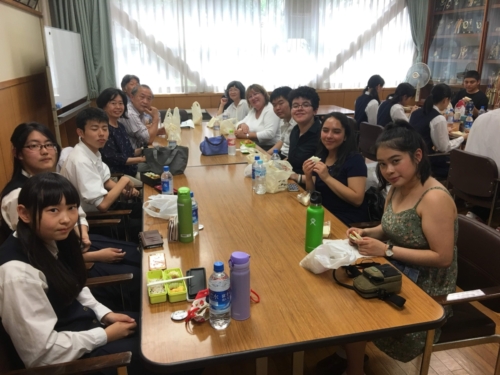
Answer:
[
  {"xmin": 164, "ymin": 268, "xmax": 187, "ymax": 302},
  {"xmin": 147, "ymin": 270, "xmax": 167, "ymax": 304}
]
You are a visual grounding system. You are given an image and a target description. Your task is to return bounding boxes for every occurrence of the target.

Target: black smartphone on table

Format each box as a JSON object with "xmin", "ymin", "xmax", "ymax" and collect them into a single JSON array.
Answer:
[{"xmin": 186, "ymin": 267, "xmax": 207, "ymax": 301}]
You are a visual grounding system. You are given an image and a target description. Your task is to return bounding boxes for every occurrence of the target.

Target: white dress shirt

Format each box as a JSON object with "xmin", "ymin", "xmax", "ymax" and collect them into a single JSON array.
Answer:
[
  {"xmin": 1, "ymin": 170, "xmax": 88, "ymax": 231},
  {"xmin": 60, "ymin": 141, "xmax": 111, "ymax": 213},
  {"xmin": 237, "ymin": 102, "xmax": 281, "ymax": 146},
  {"xmin": 390, "ymin": 104, "xmax": 408, "ymax": 123},
  {"xmin": 223, "ymin": 99, "xmax": 250, "ymax": 122},
  {"xmin": 364, "ymin": 92, "xmax": 379, "ymax": 125},
  {"xmin": 279, "ymin": 118, "xmax": 297, "ymax": 156},
  {"xmin": 120, "ymin": 102, "xmax": 150, "ymax": 149},
  {"xmin": 465, "ymin": 108, "xmax": 500, "ymax": 174},
  {"xmin": 0, "ymin": 235, "xmax": 110, "ymax": 368},
  {"xmin": 429, "ymin": 105, "xmax": 464, "ymax": 152}
]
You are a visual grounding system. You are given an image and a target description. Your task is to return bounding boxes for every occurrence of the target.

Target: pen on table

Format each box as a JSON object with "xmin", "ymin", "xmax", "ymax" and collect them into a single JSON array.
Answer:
[{"xmin": 147, "ymin": 275, "xmax": 194, "ymax": 287}]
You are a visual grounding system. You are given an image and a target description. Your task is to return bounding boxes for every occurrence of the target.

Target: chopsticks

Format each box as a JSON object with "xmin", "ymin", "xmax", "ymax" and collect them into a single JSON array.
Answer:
[{"xmin": 147, "ymin": 275, "xmax": 193, "ymax": 287}]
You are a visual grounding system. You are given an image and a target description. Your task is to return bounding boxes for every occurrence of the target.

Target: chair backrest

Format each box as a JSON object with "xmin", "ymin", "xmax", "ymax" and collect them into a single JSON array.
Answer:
[
  {"xmin": 0, "ymin": 321, "xmax": 24, "ymax": 372},
  {"xmin": 359, "ymin": 122, "xmax": 383, "ymax": 161},
  {"xmin": 448, "ymin": 149, "xmax": 499, "ymax": 198},
  {"xmin": 346, "ymin": 116, "xmax": 359, "ymax": 148},
  {"xmin": 456, "ymin": 214, "xmax": 500, "ymax": 312}
]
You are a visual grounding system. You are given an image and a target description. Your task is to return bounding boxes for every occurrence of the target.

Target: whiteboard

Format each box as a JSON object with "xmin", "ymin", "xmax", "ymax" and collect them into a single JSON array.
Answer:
[{"xmin": 44, "ymin": 27, "xmax": 88, "ymax": 109}]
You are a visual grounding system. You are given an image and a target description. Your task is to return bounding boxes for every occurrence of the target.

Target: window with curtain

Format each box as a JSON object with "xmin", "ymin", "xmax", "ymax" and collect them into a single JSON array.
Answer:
[{"xmin": 109, "ymin": 0, "xmax": 414, "ymax": 94}]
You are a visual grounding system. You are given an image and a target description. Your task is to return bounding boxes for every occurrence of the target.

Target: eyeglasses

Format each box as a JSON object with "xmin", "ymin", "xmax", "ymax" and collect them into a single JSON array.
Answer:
[
  {"xmin": 23, "ymin": 143, "xmax": 57, "ymax": 151},
  {"xmin": 292, "ymin": 103, "xmax": 312, "ymax": 109}
]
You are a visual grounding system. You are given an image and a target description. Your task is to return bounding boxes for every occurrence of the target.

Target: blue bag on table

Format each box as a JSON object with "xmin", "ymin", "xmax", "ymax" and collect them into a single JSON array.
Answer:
[{"xmin": 200, "ymin": 136, "xmax": 228, "ymax": 156}]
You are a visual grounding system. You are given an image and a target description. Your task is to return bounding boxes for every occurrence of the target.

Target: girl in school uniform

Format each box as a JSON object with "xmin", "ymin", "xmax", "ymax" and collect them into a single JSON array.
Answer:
[
  {"xmin": 354, "ymin": 75, "xmax": 385, "ymax": 125},
  {"xmin": 376, "ymin": 82, "xmax": 417, "ymax": 127},
  {"xmin": 217, "ymin": 80, "xmax": 250, "ymax": 121},
  {"xmin": 302, "ymin": 112, "xmax": 369, "ymax": 225},
  {"xmin": 0, "ymin": 172, "xmax": 143, "ymax": 373}
]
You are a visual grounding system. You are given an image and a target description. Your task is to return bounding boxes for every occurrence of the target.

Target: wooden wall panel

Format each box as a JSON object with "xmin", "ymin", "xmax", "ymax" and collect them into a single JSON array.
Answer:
[{"xmin": 0, "ymin": 73, "xmax": 53, "ymax": 190}]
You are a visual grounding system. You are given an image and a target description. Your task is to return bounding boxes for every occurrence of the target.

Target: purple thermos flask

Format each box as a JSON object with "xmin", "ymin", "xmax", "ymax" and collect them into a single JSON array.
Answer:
[{"xmin": 229, "ymin": 251, "xmax": 250, "ymax": 320}]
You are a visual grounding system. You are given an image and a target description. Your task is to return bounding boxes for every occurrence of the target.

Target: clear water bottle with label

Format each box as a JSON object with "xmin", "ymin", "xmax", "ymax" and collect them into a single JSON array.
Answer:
[
  {"xmin": 255, "ymin": 160, "xmax": 266, "ymax": 195},
  {"xmin": 161, "ymin": 166, "xmax": 173, "ymax": 195},
  {"xmin": 252, "ymin": 156, "xmax": 260, "ymax": 190},
  {"xmin": 446, "ymin": 109, "xmax": 454, "ymax": 124},
  {"xmin": 190, "ymin": 191, "xmax": 199, "ymax": 237},
  {"xmin": 228, "ymin": 130, "xmax": 236, "ymax": 156},
  {"xmin": 209, "ymin": 261, "xmax": 231, "ymax": 330},
  {"xmin": 213, "ymin": 120, "xmax": 221, "ymax": 137},
  {"xmin": 271, "ymin": 149, "xmax": 280, "ymax": 166},
  {"xmin": 464, "ymin": 114, "xmax": 473, "ymax": 131},
  {"xmin": 478, "ymin": 106, "xmax": 486, "ymax": 116},
  {"xmin": 222, "ymin": 114, "xmax": 229, "ymax": 121}
]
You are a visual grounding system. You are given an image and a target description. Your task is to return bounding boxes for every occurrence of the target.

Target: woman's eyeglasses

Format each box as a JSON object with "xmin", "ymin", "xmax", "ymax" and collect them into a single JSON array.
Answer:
[{"xmin": 23, "ymin": 143, "xmax": 57, "ymax": 151}]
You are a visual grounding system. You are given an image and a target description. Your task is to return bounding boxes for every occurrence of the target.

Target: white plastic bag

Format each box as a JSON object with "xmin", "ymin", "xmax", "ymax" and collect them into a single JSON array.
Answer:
[
  {"xmin": 143, "ymin": 195, "xmax": 178, "ymax": 219},
  {"xmin": 192, "ymin": 101, "xmax": 203, "ymax": 126},
  {"xmin": 220, "ymin": 118, "xmax": 236, "ymax": 135},
  {"xmin": 299, "ymin": 239, "xmax": 360, "ymax": 274},
  {"xmin": 265, "ymin": 160, "xmax": 293, "ymax": 193}
]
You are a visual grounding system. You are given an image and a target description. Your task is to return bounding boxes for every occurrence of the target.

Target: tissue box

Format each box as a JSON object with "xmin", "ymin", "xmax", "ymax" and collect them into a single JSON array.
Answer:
[
  {"xmin": 147, "ymin": 270, "xmax": 167, "ymax": 304},
  {"xmin": 164, "ymin": 268, "xmax": 187, "ymax": 303}
]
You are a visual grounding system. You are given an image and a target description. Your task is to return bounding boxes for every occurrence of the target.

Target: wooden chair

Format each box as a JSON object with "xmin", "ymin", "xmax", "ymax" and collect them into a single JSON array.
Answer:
[
  {"xmin": 358, "ymin": 122, "xmax": 383, "ymax": 161},
  {"xmin": 419, "ymin": 214, "xmax": 500, "ymax": 375},
  {"xmin": 86, "ymin": 210, "xmax": 133, "ymax": 241},
  {"xmin": 0, "ymin": 274, "xmax": 134, "ymax": 375},
  {"xmin": 447, "ymin": 149, "xmax": 500, "ymax": 226}
]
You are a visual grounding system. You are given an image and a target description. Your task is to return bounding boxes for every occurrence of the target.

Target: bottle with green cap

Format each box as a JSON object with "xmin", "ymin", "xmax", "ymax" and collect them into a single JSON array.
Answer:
[
  {"xmin": 305, "ymin": 191, "xmax": 324, "ymax": 253},
  {"xmin": 177, "ymin": 187, "xmax": 193, "ymax": 243}
]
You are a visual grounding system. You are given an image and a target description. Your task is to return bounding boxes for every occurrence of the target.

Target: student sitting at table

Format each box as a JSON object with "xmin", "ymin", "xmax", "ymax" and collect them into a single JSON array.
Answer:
[
  {"xmin": 0, "ymin": 122, "xmax": 142, "ymax": 312},
  {"xmin": 216, "ymin": 81, "xmax": 249, "ymax": 121},
  {"xmin": 235, "ymin": 84, "xmax": 280, "ymax": 151},
  {"xmin": 325, "ymin": 122, "xmax": 458, "ymax": 375},
  {"xmin": 0, "ymin": 172, "xmax": 155, "ymax": 374},
  {"xmin": 96, "ymin": 88, "xmax": 147, "ymax": 186},
  {"xmin": 286, "ymin": 86, "xmax": 322, "ymax": 182},
  {"xmin": 267, "ymin": 86, "xmax": 296, "ymax": 159},
  {"xmin": 409, "ymin": 83, "xmax": 466, "ymax": 178},
  {"xmin": 303, "ymin": 112, "xmax": 369, "ymax": 225},
  {"xmin": 354, "ymin": 75, "xmax": 385, "ymax": 125},
  {"xmin": 376, "ymin": 82, "xmax": 417, "ymax": 127},
  {"xmin": 120, "ymin": 84, "xmax": 161, "ymax": 149},
  {"xmin": 120, "ymin": 74, "xmax": 140, "ymax": 99},
  {"xmin": 451, "ymin": 70, "xmax": 489, "ymax": 118}
]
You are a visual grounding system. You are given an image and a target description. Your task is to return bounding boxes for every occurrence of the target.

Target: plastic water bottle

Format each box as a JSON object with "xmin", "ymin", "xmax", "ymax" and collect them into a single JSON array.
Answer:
[
  {"xmin": 465, "ymin": 100, "xmax": 474, "ymax": 116},
  {"xmin": 190, "ymin": 191, "xmax": 199, "ymax": 237},
  {"xmin": 228, "ymin": 130, "xmax": 236, "ymax": 156},
  {"xmin": 251, "ymin": 156, "xmax": 260, "ymax": 190},
  {"xmin": 478, "ymin": 106, "xmax": 486, "ymax": 116},
  {"xmin": 177, "ymin": 187, "xmax": 193, "ymax": 243},
  {"xmin": 446, "ymin": 109, "xmax": 454, "ymax": 124},
  {"xmin": 271, "ymin": 149, "xmax": 280, "ymax": 166},
  {"xmin": 464, "ymin": 114, "xmax": 473, "ymax": 131},
  {"xmin": 209, "ymin": 261, "xmax": 231, "ymax": 330},
  {"xmin": 161, "ymin": 166, "xmax": 173, "ymax": 195},
  {"xmin": 222, "ymin": 114, "xmax": 229, "ymax": 121},
  {"xmin": 213, "ymin": 120, "xmax": 221, "ymax": 137},
  {"xmin": 255, "ymin": 160, "xmax": 266, "ymax": 195},
  {"xmin": 305, "ymin": 191, "xmax": 324, "ymax": 253},
  {"xmin": 229, "ymin": 251, "xmax": 250, "ymax": 321}
]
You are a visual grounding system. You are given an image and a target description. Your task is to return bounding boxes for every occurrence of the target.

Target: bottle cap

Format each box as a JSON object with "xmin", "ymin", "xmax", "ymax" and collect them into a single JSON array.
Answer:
[
  {"xmin": 273, "ymin": 149, "xmax": 278, "ymax": 153},
  {"xmin": 229, "ymin": 129, "xmax": 234, "ymax": 134},
  {"xmin": 190, "ymin": 191, "xmax": 194, "ymax": 197},
  {"xmin": 171, "ymin": 310, "xmax": 188, "ymax": 321},
  {"xmin": 310, "ymin": 191, "xmax": 322, "ymax": 205},
  {"xmin": 214, "ymin": 261, "xmax": 224, "ymax": 272},
  {"xmin": 163, "ymin": 166, "xmax": 170, "ymax": 172},
  {"xmin": 255, "ymin": 156, "xmax": 260, "ymax": 161},
  {"xmin": 178, "ymin": 187, "xmax": 191, "ymax": 196},
  {"xmin": 230, "ymin": 251, "xmax": 250, "ymax": 265}
]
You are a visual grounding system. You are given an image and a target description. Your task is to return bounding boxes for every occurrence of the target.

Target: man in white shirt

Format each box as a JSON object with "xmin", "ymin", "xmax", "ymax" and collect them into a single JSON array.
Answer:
[
  {"xmin": 61, "ymin": 108, "xmax": 138, "ymax": 214},
  {"xmin": 268, "ymin": 86, "xmax": 297, "ymax": 158},
  {"xmin": 120, "ymin": 84, "xmax": 161, "ymax": 149}
]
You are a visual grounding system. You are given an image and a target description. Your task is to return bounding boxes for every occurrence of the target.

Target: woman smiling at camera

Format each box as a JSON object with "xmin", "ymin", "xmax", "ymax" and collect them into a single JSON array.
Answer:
[
  {"xmin": 303, "ymin": 112, "xmax": 369, "ymax": 225},
  {"xmin": 324, "ymin": 121, "xmax": 458, "ymax": 375},
  {"xmin": 235, "ymin": 84, "xmax": 280, "ymax": 151},
  {"xmin": 217, "ymin": 81, "xmax": 249, "ymax": 121}
]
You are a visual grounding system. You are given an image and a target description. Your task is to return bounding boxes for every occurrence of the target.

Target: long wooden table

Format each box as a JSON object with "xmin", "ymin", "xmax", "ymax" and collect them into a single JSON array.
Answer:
[
  {"xmin": 140, "ymin": 164, "xmax": 445, "ymax": 373},
  {"xmin": 317, "ymin": 104, "xmax": 354, "ymax": 116}
]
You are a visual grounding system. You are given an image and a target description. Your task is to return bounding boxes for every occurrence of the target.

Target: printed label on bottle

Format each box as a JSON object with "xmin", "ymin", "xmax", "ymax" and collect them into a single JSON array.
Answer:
[
  {"xmin": 192, "ymin": 207, "xmax": 198, "ymax": 224},
  {"xmin": 228, "ymin": 138, "xmax": 235, "ymax": 147},
  {"xmin": 180, "ymin": 233, "xmax": 192, "ymax": 238},
  {"xmin": 161, "ymin": 180, "xmax": 170, "ymax": 193},
  {"xmin": 209, "ymin": 289, "xmax": 231, "ymax": 312}
]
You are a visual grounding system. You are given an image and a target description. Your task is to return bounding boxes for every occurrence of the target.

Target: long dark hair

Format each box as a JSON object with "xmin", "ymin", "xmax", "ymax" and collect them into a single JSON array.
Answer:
[
  {"xmin": 224, "ymin": 81, "xmax": 246, "ymax": 111},
  {"xmin": 365, "ymin": 75, "xmax": 385, "ymax": 103},
  {"xmin": 374, "ymin": 121, "xmax": 431, "ymax": 190},
  {"xmin": 16, "ymin": 173, "xmax": 87, "ymax": 306},
  {"xmin": 388, "ymin": 83, "xmax": 416, "ymax": 105},
  {"xmin": 317, "ymin": 112, "xmax": 358, "ymax": 177},
  {"xmin": 423, "ymin": 83, "xmax": 451, "ymax": 115},
  {"xmin": 96, "ymin": 88, "xmax": 129, "ymax": 119}
]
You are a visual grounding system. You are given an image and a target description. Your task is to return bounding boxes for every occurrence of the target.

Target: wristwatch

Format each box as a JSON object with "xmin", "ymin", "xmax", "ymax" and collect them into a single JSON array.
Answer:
[{"xmin": 385, "ymin": 244, "xmax": 394, "ymax": 258}]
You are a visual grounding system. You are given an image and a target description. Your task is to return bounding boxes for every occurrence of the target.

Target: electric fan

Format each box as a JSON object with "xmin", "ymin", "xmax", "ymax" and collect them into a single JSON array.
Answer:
[{"xmin": 405, "ymin": 63, "xmax": 431, "ymax": 102}]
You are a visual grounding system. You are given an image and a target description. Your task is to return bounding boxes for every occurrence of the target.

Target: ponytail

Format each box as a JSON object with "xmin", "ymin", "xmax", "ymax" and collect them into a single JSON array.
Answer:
[
  {"xmin": 365, "ymin": 74, "xmax": 385, "ymax": 103},
  {"xmin": 423, "ymin": 83, "xmax": 451, "ymax": 115}
]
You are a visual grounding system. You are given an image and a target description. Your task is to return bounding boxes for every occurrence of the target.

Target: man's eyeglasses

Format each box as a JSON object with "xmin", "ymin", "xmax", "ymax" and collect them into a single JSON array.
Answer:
[
  {"xmin": 23, "ymin": 143, "xmax": 58, "ymax": 151},
  {"xmin": 292, "ymin": 103, "xmax": 312, "ymax": 109}
]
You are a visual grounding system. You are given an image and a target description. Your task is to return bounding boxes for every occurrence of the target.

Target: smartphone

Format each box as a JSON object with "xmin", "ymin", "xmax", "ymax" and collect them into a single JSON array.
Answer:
[
  {"xmin": 186, "ymin": 267, "xmax": 207, "ymax": 301},
  {"xmin": 288, "ymin": 183, "xmax": 299, "ymax": 192}
]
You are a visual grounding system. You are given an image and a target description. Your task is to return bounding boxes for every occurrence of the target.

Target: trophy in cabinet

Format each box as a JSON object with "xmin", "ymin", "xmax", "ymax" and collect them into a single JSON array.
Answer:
[
  {"xmin": 458, "ymin": 46, "xmax": 469, "ymax": 59},
  {"xmin": 486, "ymin": 71, "xmax": 500, "ymax": 109},
  {"xmin": 462, "ymin": 18, "xmax": 474, "ymax": 33},
  {"xmin": 488, "ymin": 40, "xmax": 500, "ymax": 60}
]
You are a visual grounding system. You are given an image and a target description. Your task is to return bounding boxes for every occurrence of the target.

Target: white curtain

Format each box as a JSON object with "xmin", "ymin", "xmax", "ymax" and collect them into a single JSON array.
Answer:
[{"xmin": 109, "ymin": 0, "xmax": 415, "ymax": 94}]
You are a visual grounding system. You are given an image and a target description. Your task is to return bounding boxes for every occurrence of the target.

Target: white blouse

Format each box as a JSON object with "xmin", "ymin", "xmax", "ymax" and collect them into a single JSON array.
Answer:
[
  {"xmin": 237, "ymin": 102, "xmax": 281, "ymax": 146},
  {"xmin": 223, "ymin": 100, "xmax": 249, "ymax": 121}
]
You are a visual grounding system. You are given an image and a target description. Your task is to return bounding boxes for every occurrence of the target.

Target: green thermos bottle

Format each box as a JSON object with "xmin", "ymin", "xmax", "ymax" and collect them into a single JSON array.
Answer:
[
  {"xmin": 305, "ymin": 191, "xmax": 324, "ymax": 253},
  {"xmin": 177, "ymin": 187, "xmax": 193, "ymax": 243}
]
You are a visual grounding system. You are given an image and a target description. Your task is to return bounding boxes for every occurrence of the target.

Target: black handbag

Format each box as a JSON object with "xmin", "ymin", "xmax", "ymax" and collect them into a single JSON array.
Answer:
[{"xmin": 142, "ymin": 146, "xmax": 189, "ymax": 175}]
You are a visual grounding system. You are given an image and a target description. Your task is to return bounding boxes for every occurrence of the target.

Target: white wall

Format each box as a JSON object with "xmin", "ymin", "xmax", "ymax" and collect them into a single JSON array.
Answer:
[{"xmin": 0, "ymin": 2, "xmax": 46, "ymax": 82}]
